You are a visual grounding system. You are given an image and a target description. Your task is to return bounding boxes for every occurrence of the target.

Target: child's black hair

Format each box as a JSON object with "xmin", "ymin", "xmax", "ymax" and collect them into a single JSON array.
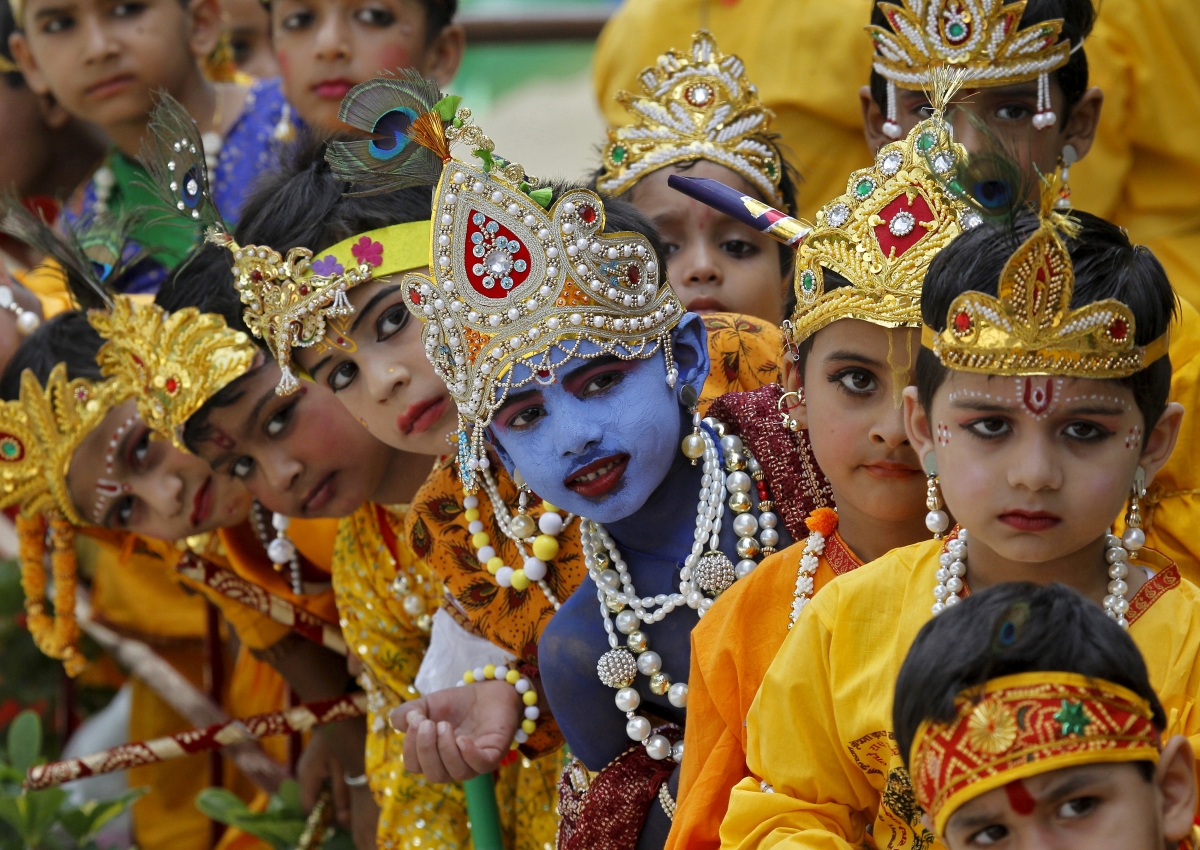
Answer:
[
  {"xmin": 168, "ymin": 131, "xmax": 667, "ymax": 451},
  {"xmin": 0, "ymin": 311, "xmax": 104, "ymax": 400},
  {"xmin": 421, "ymin": 0, "xmax": 457, "ymax": 40},
  {"xmin": 893, "ymin": 582, "xmax": 1165, "ymax": 779},
  {"xmin": 916, "ymin": 209, "xmax": 1176, "ymax": 435},
  {"xmin": 869, "ymin": 0, "xmax": 1096, "ymax": 120},
  {"xmin": 789, "ymin": 269, "xmax": 854, "ymax": 379}
]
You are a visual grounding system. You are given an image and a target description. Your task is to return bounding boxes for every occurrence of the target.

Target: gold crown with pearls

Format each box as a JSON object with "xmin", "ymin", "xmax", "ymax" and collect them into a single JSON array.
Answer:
[
  {"xmin": 404, "ymin": 159, "xmax": 683, "ymax": 491},
  {"xmin": 0, "ymin": 366, "xmax": 131, "ymax": 524},
  {"xmin": 789, "ymin": 85, "xmax": 975, "ymax": 345},
  {"xmin": 924, "ymin": 174, "xmax": 1170, "ymax": 378},
  {"xmin": 87, "ymin": 296, "xmax": 257, "ymax": 448},
  {"xmin": 867, "ymin": 0, "xmax": 1072, "ymax": 89},
  {"xmin": 597, "ymin": 30, "xmax": 784, "ymax": 206}
]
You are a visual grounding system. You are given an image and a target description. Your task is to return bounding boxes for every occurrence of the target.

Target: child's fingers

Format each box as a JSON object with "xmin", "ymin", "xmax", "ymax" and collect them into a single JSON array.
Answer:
[
  {"xmin": 414, "ymin": 719, "xmax": 453, "ymax": 784},
  {"xmin": 435, "ymin": 721, "xmax": 475, "ymax": 782}
]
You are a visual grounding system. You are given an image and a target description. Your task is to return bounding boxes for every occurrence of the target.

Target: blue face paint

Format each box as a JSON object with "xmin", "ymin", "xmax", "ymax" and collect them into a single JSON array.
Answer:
[{"xmin": 489, "ymin": 315, "xmax": 709, "ymax": 526}]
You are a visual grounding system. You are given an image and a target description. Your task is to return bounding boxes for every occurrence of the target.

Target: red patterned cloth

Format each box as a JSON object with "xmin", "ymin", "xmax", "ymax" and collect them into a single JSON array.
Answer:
[{"xmin": 556, "ymin": 725, "xmax": 683, "ymax": 850}]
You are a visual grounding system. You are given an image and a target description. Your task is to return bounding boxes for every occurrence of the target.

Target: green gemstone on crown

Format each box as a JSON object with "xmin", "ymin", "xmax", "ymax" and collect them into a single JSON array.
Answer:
[
  {"xmin": 855, "ymin": 179, "xmax": 875, "ymax": 199},
  {"xmin": 917, "ymin": 132, "xmax": 935, "ymax": 152},
  {"xmin": 947, "ymin": 22, "xmax": 965, "ymax": 38},
  {"xmin": 611, "ymin": 146, "xmax": 626, "ymax": 165},
  {"xmin": 1, "ymin": 440, "xmax": 18, "ymax": 459},
  {"xmin": 800, "ymin": 270, "xmax": 816, "ymax": 292}
]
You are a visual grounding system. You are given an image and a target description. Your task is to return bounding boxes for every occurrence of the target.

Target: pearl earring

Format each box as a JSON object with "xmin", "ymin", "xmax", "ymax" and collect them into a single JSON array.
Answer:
[
  {"xmin": 924, "ymin": 452, "xmax": 950, "ymax": 539},
  {"xmin": 1056, "ymin": 144, "xmax": 1078, "ymax": 210},
  {"xmin": 679, "ymin": 384, "xmax": 705, "ymax": 465},
  {"xmin": 1122, "ymin": 466, "xmax": 1148, "ymax": 554}
]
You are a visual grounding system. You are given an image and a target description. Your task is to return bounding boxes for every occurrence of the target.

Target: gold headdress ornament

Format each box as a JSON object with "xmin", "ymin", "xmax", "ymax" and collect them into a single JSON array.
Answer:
[
  {"xmin": 0, "ymin": 368, "xmax": 131, "ymax": 677},
  {"xmin": 867, "ymin": 0, "xmax": 1073, "ymax": 135},
  {"xmin": 923, "ymin": 172, "xmax": 1171, "ymax": 378},
  {"xmin": 88, "ymin": 296, "xmax": 257, "ymax": 448},
  {"xmin": 788, "ymin": 67, "xmax": 977, "ymax": 347},
  {"xmin": 597, "ymin": 30, "xmax": 784, "ymax": 206},
  {"xmin": 911, "ymin": 671, "xmax": 1161, "ymax": 836},
  {"xmin": 324, "ymin": 72, "xmax": 685, "ymax": 492}
]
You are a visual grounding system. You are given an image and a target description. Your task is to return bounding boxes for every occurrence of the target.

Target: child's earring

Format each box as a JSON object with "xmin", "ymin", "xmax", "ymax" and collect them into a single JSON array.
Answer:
[
  {"xmin": 509, "ymin": 469, "xmax": 537, "ymax": 539},
  {"xmin": 781, "ymin": 323, "xmax": 800, "ymax": 363},
  {"xmin": 274, "ymin": 103, "xmax": 295, "ymax": 144},
  {"xmin": 266, "ymin": 509, "xmax": 302, "ymax": 595},
  {"xmin": 882, "ymin": 79, "xmax": 903, "ymax": 140},
  {"xmin": 777, "ymin": 390, "xmax": 804, "ymax": 432},
  {"xmin": 1055, "ymin": 143, "xmax": 1078, "ymax": 210},
  {"xmin": 1122, "ymin": 466, "xmax": 1148, "ymax": 554},
  {"xmin": 679, "ymin": 384, "xmax": 704, "ymax": 465},
  {"xmin": 924, "ymin": 452, "xmax": 950, "ymax": 540}
]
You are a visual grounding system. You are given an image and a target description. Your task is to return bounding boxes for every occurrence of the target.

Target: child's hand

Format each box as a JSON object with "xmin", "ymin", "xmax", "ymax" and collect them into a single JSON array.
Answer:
[{"xmin": 393, "ymin": 679, "xmax": 523, "ymax": 783}]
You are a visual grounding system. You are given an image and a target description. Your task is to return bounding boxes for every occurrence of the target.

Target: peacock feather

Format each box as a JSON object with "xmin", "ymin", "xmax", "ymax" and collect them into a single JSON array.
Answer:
[
  {"xmin": 0, "ymin": 199, "xmax": 146, "ymax": 312},
  {"xmin": 325, "ymin": 69, "xmax": 461, "ymax": 195},
  {"xmin": 136, "ymin": 93, "xmax": 225, "ymax": 239}
]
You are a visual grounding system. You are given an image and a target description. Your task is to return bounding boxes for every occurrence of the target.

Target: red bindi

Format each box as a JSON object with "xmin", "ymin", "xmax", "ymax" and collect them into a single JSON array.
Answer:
[
  {"xmin": 1004, "ymin": 779, "xmax": 1036, "ymax": 816},
  {"xmin": 209, "ymin": 428, "xmax": 237, "ymax": 451}
]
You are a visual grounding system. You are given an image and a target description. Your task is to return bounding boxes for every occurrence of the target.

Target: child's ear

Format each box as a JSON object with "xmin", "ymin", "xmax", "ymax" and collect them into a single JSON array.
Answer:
[
  {"xmin": 1155, "ymin": 735, "xmax": 1197, "ymax": 843},
  {"xmin": 422, "ymin": 23, "xmax": 465, "ymax": 88},
  {"xmin": 185, "ymin": 0, "xmax": 223, "ymax": 61},
  {"xmin": 1060, "ymin": 87, "xmax": 1104, "ymax": 163},
  {"xmin": 780, "ymin": 354, "xmax": 810, "ymax": 431},
  {"xmin": 1139, "ymin": 401, "xmax": 1184, "ymax": 487},
  {"xmin": 8, "ymin": 32, "xmax": 50, "ymax": 98},
  {"xmin": 671, "ymin": 312, "xmax": 710, "ymax": 400},
  {"xmin": 903, "ymin": 385, "xmax": 935, "ymax": 465}
]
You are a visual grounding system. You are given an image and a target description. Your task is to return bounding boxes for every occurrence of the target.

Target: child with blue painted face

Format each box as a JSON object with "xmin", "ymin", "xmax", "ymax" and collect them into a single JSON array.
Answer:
[{"xmin": 322, "ymin": 87, "xmax": 796, "ymax": 849}]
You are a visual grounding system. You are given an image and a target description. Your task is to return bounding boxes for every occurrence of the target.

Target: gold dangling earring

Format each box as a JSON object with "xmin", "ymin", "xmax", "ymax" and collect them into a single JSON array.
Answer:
[
  {"xmin": 1122, "ymin": 466, "xmax": 1147, "ymax": 555},
  {"xmin": 679, "ymin": 384, "xmax": 705, "ymax": 465},
  {"xmin": 1055, "ymin": 143, "xmax": 1077, "ymax": 210},
  {"xmin": 777, "ymin": 390, "xmax": 804, "ymax": 432},
  {"xmin": 924, "ymin": 452, "xmax": 949, "ymax": 540}
]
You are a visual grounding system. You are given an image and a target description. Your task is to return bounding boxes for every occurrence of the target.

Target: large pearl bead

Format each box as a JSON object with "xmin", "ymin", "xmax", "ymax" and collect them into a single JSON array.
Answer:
[
  {"xmin": 615, "ymin": 687, "xmax": 641, "ymax": 712},
  {"xmin": 758, "ymin": 511, "xmax": 778, "ymax": 529},
  {"xmin": 626, "ymin": 716, "xmax": 651, "ymax": 741},
  {"xmin": 1122, "ymin": 527, "xmax": 1146, "ymax": 551},
  {"xmin": 759, "ymin": 528, "xmax": 780, "ymax": 548},
  {"xmin": 735, "ymin": 559, "xmax": 757, "ymax": 579},
  {"xmin": 522, "ymin": 556, "xmax": 547, "ymax": 581},
  {"xmin": 732, "ymin": 513, "xmax": 759, "ymax": 538},
  {"xmin": 645, "ymin": 734, "xmax": 672, "ymax": 760},
  {"xmin": 636, "ymin": 650, "xmax": 662, "ymax": 676},
  {"xmin": 719, "ymin": 435, "xmax": 744, "ymax": 455},
  {"xmin": 538, "ymin": 511, "xmax": 563, "ymax": 535},
  {"xmin": 615, "ymin": 609, "xmax": 640, "ymax": 634},
  {"xmin": 267, "ymin": 537, "xmax": 296, "ymax": 565},
  {"xmin": 668, "ymin": 682, "xmax": 688, "ymax": 708},
  {"xmin": 509, "ymin": 513, "xmax": 536, "ymax": 539},
  {"xmin": 926, "ymin": 510, "xmax": 950, "ymax": 534},
  {"xmin": 726, "ymin": 471, "xmax": 752, "ymax": 494},
  {"xmin": 682, "ymin": 433, "xmax": 706, "ymax": 460}
]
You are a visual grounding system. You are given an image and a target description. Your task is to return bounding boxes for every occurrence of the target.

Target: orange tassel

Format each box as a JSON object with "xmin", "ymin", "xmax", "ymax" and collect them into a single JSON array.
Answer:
[
  {"xmin": 805, "ymin": 507, "xmax": 839, "ymax": 537},
  {"xmin": 408, "ymin": 111, "xmax": 452, "ymax": 163}
]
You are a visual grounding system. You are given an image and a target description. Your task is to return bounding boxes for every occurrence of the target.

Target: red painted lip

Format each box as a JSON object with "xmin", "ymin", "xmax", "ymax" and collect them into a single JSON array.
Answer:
[
  {"xmin": 861, "ymin": 461, "xmax": 921, "ymax": 480},
  {"xmin": 301, "ymin": 472, "xmax": 337, "ymax": 515},
  {"xmin": 999, "ymin": 510, "xmax": 1062, "ymax": 532},
  {"xmin": 86, "ymin": 73, "xmax": 136, "ymax": 100},
  {"xmin": 686, "ymin": 295, "xmax": 729, "ymax": 314},
  {"xmin": 398, "ymin": 396, "xmax": 448, "ymax": 435},
  {"xmin": 190, "ymin": 475, "xmax": 213, "ymax": 527},
  {"xmin": 565, "ymin": 454, "xmax": 629, "ymax": 498},
  {"xmin": 311, "ymin": 79, "xmax": 356, "ymax": 99}
]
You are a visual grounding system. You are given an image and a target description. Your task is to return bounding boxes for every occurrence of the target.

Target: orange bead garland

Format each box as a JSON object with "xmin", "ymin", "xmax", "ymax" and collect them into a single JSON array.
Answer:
[{"xmin": 19, "ymin": 513, "xmax": 86, "ymax": 676}]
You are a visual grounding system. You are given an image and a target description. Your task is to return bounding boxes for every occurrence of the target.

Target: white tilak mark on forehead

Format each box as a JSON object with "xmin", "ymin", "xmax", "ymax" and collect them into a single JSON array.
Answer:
[
  {"xmin": 948, "ymin": 378, "xmax": 1132, "ymax": 421},
  {"xmin": 94, "ymin": 415, "xmax": 140, "ymax": 522}
]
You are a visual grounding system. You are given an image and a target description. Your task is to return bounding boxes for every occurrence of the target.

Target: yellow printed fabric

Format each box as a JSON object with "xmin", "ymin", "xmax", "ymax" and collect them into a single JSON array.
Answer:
[
  {"xmin": 333, "ymin": 503, "xmax": 564, "ymax": 850},
  {"xmin": 593, "ymin": 0, "xmax": 875, "ymax": 220},
  {"xmin": 1072, "ymin": 0, "xmax": 1200, "ymax": 309},
  {"xmin": 719, "ymin": 539, "xmax": 1200, "ymax": 849}
]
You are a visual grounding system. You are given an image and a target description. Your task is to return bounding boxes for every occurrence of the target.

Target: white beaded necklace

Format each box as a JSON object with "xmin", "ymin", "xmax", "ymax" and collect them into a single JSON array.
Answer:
[
  {"xmin": 930, "ymin": 527, "xmax": 1139, "ymax": 628},
  {"xmin": 589, "ymin": 419, "xmax": 769, "ymax": 761}
]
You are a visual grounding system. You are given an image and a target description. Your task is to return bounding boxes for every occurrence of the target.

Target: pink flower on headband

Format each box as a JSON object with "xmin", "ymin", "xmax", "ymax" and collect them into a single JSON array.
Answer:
[
  {"xmin": 311, "ymin": 255, "xmax": 344, "ymax": 276},
  {"xmin": 351, "ymin": 237, "xmax": 384, "ymax": 268}
]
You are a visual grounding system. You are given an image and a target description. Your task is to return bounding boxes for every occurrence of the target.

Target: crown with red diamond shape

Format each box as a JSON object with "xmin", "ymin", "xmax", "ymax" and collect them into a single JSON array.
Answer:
[
  {"xmin": 402, "ymin": 157, "xmax": 684, "ymax": 491},
  {"xmin": 923, "ymin": 172, "xmax": 1171, "ymax": 379},
  {"xmin": 788, "ymin": 100, "xmax": 976, "ymax": 345},
  {"xmin": 596, "ymin": 29, "xmax": 784, "ymax": 206}
]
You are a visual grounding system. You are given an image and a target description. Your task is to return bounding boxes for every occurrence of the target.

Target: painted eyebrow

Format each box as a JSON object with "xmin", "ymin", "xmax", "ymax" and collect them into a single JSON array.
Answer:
[
  {"xmin": 351, "ymin": 285, "xmax": 401, "ymax": 333},
  {"xmin": 308, "ymin": 355, "xmax": 334, "ymax": 379},
  {"xmin": 33, "ymin": 4, "xmax": 73, "ymax": 19},
  {"xmin": 493, "ymin": 387, "xmax": 541, "ymax": 422},
  {"xmin": 561, "ymin": 354, "xmax": 628, "ymax": 393},
  {"xmin": 1062, "ymin": 404, "xmax": 1128, "ymax": 417},
  {"xmin": 1038, "ymin": 768, "xmax": 1111, "ymax": 801}
]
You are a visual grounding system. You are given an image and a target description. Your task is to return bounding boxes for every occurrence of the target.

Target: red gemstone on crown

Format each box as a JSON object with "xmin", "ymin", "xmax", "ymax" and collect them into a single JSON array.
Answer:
[
  {"xmin": 953, "ymin": 311, "xmax": 972, "ymax": 334},
  {"xmin": 627, "ymin": 264, "xmax": 640, "ymax": 286},
  {"xmin": 165, "ymin": 377, "xmax": 178, "ymax": 394},
  {"xmin": 537, "ymin": 369, "xmax": 551, "ymax": 378},
  {"xmin": 410, "ymin": 289, "xmax": 422, "ymax": 305},
  {"xmin": 1109, "ymin": 319, "xmax": 1128, "ymax": 341},
  {"xmin": 250, "ymin": 270, "xmax": 263, "ymax": 282},
  {"xmin": 299, "ymin": 285, "xmax": 309, "ymax": 296},
  {"xmin": 579, "ymin": 205, "xmax": 597, "ymax": 224}
]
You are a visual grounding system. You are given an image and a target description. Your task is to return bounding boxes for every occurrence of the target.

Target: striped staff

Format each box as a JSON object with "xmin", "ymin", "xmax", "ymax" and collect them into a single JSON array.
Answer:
[
  {"xmin": 176, "ymin": 551, "xmax": 347, "ymax": 656},
  {"xmin": 26, "ymin": 693, "xmax": 368, "ymax": 791},
  {"xmin": 667, "ymin": 175, "xmax": 811, "ymax": 247}
]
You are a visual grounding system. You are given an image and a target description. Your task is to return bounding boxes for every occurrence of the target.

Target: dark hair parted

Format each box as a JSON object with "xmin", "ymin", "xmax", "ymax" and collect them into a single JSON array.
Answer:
[
  {"xmin": 0, "ymin": 311, "xmax": 104, "ymax": 400},
  {"xmin": 916, "ymin": 210, "xmax": 1177, "ymax": 433},
  {"xmin": 869, "ymin": 0, "xmax": 1097, "ymax": 120},
  {"xmin": 893, "ymin": 581, "xmax": 1166, "ymax": 775},
  {"xmin": 168, "ymin": 132, "xmax": 667, "ymax": 450}
]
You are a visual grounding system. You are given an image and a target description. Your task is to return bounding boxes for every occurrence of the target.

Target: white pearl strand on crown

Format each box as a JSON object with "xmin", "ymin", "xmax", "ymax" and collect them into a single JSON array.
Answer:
[{"xmin": 930, "ymin": 526, "xmax": 1140, "ymax": 628}]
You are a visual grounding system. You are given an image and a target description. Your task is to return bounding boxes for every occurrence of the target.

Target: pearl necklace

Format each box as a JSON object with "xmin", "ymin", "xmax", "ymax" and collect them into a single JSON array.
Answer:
[
  {"xmin": 590, "ymin": 419, "xmax": 771, "ymax": 761},
  {"xmin": 930, "ymin": 527, "xmax": 1139, "ymax": 628}
]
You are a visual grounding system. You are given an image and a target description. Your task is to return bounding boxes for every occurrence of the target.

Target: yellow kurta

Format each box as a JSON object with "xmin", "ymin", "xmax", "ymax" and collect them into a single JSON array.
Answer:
[
  {"xmin": 719, "ymin": 539, "xmax": 1200, "ymax": 850},
  {"xmin": 592, "ymin": 0, "xmax": 875, "ymax": 220},
  {"xmin": 333, "ymin": 502, "xmax": 564, "ymax": 850},
  {"xmin": 1071, "ymin": 0, "xmax": 1200, "ymax": 309}
]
